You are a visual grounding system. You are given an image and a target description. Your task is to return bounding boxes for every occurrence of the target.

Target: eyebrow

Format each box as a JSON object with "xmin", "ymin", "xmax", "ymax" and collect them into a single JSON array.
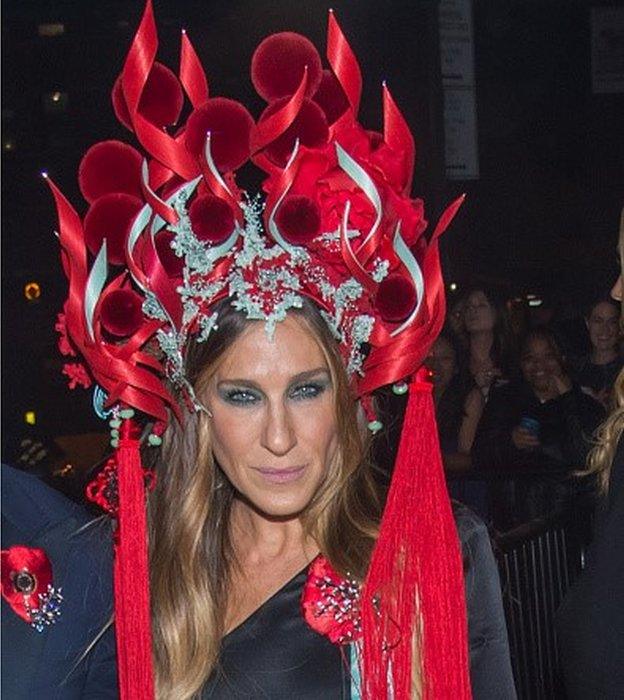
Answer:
[{"xmin": 217, "ymin": 367, "xmax": 331, "ymax": 390}]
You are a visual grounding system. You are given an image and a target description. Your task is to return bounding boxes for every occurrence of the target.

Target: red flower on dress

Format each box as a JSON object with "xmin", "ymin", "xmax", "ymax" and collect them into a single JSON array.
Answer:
[
  {"xmin": 301, "ymin": 555, "xmax": 362, "ymax": 645},
  {"xmin": 0, "ymin": 546, "xmax": 62, "ymax": 629}
]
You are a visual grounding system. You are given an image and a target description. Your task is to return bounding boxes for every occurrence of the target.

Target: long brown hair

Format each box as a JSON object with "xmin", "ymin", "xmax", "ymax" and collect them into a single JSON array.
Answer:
[{"xmin": 145, "ymin": 299, "xmax": 380, "ymax": 699}]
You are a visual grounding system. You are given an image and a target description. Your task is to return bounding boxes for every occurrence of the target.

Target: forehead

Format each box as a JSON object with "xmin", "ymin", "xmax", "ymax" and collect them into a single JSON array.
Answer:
[
  {"xmin": 590, "ymin": 302, "xmax": 618, "ymax": 320},
  {"xmin": 523, "ymin": 337, "xmax": 555, "ymax": 356},
  {"xmin": 215, "ymin": 315, "xmax": 329, "ymax": 381}
]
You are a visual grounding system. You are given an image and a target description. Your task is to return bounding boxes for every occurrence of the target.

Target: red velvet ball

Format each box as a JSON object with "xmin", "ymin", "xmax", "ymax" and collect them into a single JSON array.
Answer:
[
  {"xmin": 184, "ymin": 98, "xmax": 254, "ymax": 172},
  {"xmin": 274, "ymin": 195, "xmax": 321, "ymax": 244},
  {"xmin": 154, "ymin": 230, "xmax": 184, "ymax": 277},
  {"xmin": 83, "ymin": 193, "xmax": 143, "ymax": 265},
  {"xmin": 112, "ymin": 62, "xmax": 184, "ymax": 130},
  {"xmin": 100, "ymin": 289, "xmax": 144, "ymax": 337},
  {"xmin": 251, "ymin": 32, "xmax": 322, "ymax": 101},
  {"xmin": 375, "ymin": 273, "xmax": 418, "ymax": 323},
  {"xmin": 313, "ymin": 70, "xmax": 350, "ymax": 125},
  {"xmin": 188, "ymin": 195, "xmax": 235, "ymax": 244},
  {"xmin": 259, "ymin": 98, "xmax": 328, "ymax": 166},
  {"xmin": 78, "ymin": 141, "xmax": 143, "ymax": 204}
]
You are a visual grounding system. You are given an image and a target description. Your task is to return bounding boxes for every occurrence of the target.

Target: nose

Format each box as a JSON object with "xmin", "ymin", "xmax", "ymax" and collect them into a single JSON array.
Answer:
[{"xmin": 260, "ymin": 402, "xmax": 297, "ymax": 456}]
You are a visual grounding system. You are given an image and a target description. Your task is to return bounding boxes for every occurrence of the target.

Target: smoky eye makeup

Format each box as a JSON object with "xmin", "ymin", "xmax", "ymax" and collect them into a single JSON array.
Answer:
[{"xmin": 217, "ymin": 370, "xmax": 332, "ymax": 407}]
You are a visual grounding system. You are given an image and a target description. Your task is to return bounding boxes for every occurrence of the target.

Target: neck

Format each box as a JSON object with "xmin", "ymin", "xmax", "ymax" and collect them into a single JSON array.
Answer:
[
  {"xmin": 469, "ymin": 331, "xmax": 494, "ymax": 360},
  {"xmin": 229, "ymin": 498, "xmax": 315, "ymax": 566},
  {"xmin": 591, "ymin": 347, "xmax": 617, "ymax": 365}
]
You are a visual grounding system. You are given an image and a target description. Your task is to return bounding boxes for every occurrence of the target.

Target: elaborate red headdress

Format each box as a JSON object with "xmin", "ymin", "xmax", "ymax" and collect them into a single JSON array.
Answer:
[{"xmin": 47, "ymin": 2, "xmax": 470, "ymax": 698}]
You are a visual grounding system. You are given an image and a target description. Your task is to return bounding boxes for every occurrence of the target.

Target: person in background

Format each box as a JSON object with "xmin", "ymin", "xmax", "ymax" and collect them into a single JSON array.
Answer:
[
  {"xmin": 472, "ymin": 327, "xmax": 604, "ymax": 521},
  {"xmin": 574, "ymin": 297, "xmax": 622, "ymax": 407},
  {"xmin": 427, "ymin": 333, "xmax": 488, "ymax": 518},
  {"xmin": 557, "ymin": 208, "xmax": 624, "ymax": 698},
  {"xmin": 462, "ymin": 288, "xmax": 515, "ymax": 398},
  {"xmin": 427, "ymin": 333, "xmax": 484, "ymax": 472}
]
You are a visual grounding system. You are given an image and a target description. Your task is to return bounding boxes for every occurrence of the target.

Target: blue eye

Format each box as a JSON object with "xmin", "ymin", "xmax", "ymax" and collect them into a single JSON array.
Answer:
[
  {"xmin": 290, "ymin": 382, "xmax": 327, "ymax": 401},
  {"xmin": 222, "ymin": 389, "xmax": 260, "ymax": 405}
]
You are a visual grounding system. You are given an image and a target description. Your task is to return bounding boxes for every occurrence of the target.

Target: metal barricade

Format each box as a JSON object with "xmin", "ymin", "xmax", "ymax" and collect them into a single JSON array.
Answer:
[{"xmin": 494, "ymin": 510, "xmax": 592, "ymax": 699}]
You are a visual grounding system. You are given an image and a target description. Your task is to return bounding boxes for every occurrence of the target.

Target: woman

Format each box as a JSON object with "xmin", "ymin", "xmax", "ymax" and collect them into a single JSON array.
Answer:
[
  {"xmin": 427, "ymin": 333, "xmax": 484, "ymax": 470},
  {"xmin": 47, "ymin": 3, "xmax": 514, "ymax": 698},
  {"xmin": 462, "ymin": 288, "xmax": 514, "ymax": 397},
  {"xmin": 472, "ymin": 328, "xmax": 603, "ymax": 521},
  {"xmin": 557, "ymin": 210, "xmax": 624, "ymax": 698},
  {"xmin": 574, "ymin": 297, "xmax": 622, "ymax": 407}
]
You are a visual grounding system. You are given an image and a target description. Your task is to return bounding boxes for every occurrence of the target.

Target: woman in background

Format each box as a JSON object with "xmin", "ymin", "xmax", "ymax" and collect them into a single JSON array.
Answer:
[
  {"xmin": 462, "ymin": 288, "xmax": 515, "ymax": 398},
  {"xmin": 574, "ymin": 297, "xmax": 622, "ymax": 408},
  {"xmin": 472, "ymin": 328, "xmax": 603, "ymax": 522}
]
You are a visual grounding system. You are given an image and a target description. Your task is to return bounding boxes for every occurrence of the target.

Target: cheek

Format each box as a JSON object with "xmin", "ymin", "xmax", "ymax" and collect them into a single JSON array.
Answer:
[
  {"xmin": 296, "ymin": 398, "xmax": 339, "ymax": 462},
  {"xmin": 210, "ymin": 409, "xmax": 259, "ymax": 470}
]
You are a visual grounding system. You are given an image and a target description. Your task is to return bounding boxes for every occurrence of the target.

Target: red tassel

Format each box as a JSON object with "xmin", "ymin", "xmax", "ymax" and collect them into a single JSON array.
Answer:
[
  {"xmin": 114, "ymin": 420, "xmax": 155, "ymax": 700},
  {"xmin": 361, "ymin": 369, "xmax": 471, "ymax": 699}
]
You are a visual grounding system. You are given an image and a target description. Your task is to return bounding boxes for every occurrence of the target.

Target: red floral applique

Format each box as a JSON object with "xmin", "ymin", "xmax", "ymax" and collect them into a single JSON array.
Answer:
[
  {"xmin": 1, "ymin": 546, "xmax": 63, "ymax": 630},
  {"xmin": 301, "ymin": 555, "xmax": 362, "ymax": 645}
]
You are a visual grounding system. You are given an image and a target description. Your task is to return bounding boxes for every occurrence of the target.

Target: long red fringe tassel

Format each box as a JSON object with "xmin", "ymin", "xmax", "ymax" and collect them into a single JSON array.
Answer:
[
  {"xmin": 360, "ymin": 370, "xmax": 471, "ymax": 699},
  {"xmin": 114, "ymin": 421, "xmax": 155, "ymax": 700}
]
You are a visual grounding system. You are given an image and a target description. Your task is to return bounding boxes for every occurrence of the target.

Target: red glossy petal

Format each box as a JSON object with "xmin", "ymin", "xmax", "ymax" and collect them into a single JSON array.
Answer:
[
  {"xmin": 313, "ymin": 69, "xmax": 350, "ymax": 125},
  {"xmin": 188, "ymin": 195, "xmax": 235, "ymax": 244},
  {"xmin": 259, "ymin": 97, "xmax": 328, "ymax": 167},
  {"xmin": 184, "ymin": 98, "xmax": 254, "ymax": 172},
  {"xmin": 100, "ymin": 289, "xmax": 144, "ymax": 337},
  {"xmin": 112, "ymin": 62, "xmax": 184, "ymax": 130},
  {"xmin": 375, "ymin": 273, "xmax": 417, "ymax": 322},
  {"xmin": 154, "ymin": 230, "xmax": 184, "ymax": 277},
  {"xmin": 274, "ymin": 195, "xmax": 320, "ymax": 244},
  {"xmin": 83, "ymin": 193, "xmax": 143, "ymax": 265},
  {"xmin": 78, "ymin": 141, "xmax": 143, "ymax": 203},
  {"xmin": 251, "ymin": 32, "xmax": 322, "ymax": 101}
]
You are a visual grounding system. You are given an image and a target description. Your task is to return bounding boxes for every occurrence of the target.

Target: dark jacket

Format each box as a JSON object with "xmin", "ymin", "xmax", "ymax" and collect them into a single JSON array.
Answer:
[
  {"xmin": 557, "ymin": 438, "xmax": 624, "ymax": 698},
  {"xmin": 1, "ymin": 465, "xmax": 118, "ymax": 699},
  {"xmin": 454, "ymin": 502, "xmax": 517, "ymax": 699},
  {"xmin": 472, "ymin": 382, "xmax": 603, "ymax": 471}
]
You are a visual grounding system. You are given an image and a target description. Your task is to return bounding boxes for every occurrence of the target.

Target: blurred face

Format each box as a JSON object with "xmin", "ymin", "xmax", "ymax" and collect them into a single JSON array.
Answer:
[
  {"xmin": 427, "ymin": 337, "xmax": 457, "ymax": 389},
  {"xmin": 464, "ymin": 291, "xmax": 496, "ymax": 334},
  {"xmin": 202, "ymin": 315, "xmax": 339, "ymax": 519},
  {"xmin": 520, "ymin": 337, "xmax": 563, "ymax": 393},
  {"xmin": 586, "ymin": 301, "xmax": 619, "ymax": 353}
]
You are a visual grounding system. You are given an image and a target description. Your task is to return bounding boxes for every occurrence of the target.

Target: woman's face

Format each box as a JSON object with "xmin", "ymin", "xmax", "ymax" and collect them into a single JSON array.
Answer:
[
  {"xmin": 202, "ymin": 315, "xmax": 339, "ymax": 519},
  {"xmin": 427, "ymin": 337, "xmax": 457, "ymax": 389},
  {"xmin": 520, "ymin": 337, "xmax": 563, "ymax": 393},
  {"xmin": 586, "ymin": 301, "xmax": 619, "ymax": 353},
  {"xmin": 463, "ymin": 291, "xmax": 496, "ymax": 334}
]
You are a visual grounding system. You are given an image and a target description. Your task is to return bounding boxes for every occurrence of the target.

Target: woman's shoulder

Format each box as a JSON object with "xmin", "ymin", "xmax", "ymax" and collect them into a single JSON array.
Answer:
[{"xmin": 451, "ymin": 501, "xmax": 490, "ymax": 551}]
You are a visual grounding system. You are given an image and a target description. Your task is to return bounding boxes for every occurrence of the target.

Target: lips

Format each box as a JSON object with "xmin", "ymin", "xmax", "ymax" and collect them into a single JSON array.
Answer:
[{"xmin": 253, "ymin": 465, "xmax": 306, "ymax": 484}]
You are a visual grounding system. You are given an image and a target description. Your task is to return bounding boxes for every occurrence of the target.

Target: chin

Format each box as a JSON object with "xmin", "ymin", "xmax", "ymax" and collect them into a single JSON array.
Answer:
[{"xmin": 246, "ymin": 491, "xmax": 316, "ymax": 519}]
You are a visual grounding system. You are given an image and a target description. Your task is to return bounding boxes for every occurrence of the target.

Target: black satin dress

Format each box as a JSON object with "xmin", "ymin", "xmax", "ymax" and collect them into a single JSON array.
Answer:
[{"xmin": 202, "ymin": 569, "xmax": 352, "ymax": 699}]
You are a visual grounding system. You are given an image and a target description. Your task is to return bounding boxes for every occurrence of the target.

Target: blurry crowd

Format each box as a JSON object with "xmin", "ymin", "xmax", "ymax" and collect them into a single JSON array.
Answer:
[{"xmin": 427, "ymin": 288, "xmax": 621, "ymax": 528}]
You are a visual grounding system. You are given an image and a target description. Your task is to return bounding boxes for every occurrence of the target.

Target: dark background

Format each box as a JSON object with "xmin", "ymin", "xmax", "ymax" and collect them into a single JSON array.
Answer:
[{"xmin": 2, "ymin": 0, "xmax": 623, "ymax": 449}]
